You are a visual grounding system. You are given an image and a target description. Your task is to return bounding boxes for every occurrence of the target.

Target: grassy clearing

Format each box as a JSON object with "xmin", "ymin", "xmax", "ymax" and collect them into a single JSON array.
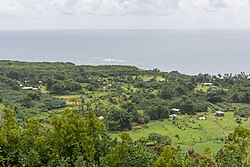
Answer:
[
  {"xmin": 195, "ymin": 84, "xmax": 228, "ymax": 93},
  {"xmin": 112, "ymin": 112, "xmax": 250, "ymax": 154},
  {"xmin": 232, "ymin": 103, "xmax": 250, "ymax": 109},
  {"xmin": 142, "ymin": 75, "xmax": 165, "ymax": 81},
  {"xmin": 40, "ymin": 86, "xmax": 49, "ymax": 94},
  {"xmin": 132, "ymin": 75, "xmax": 165, "ymax": 82},
  {"xmin": 195, "ymin": 85, "xmax": 209, "ymax": 92}
]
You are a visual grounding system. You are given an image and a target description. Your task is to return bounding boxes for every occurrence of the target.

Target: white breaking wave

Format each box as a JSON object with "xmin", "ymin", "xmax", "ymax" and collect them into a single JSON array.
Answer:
[{"xmin": 103, "ymin": 58, "xmax": 125, "ymax": 62}]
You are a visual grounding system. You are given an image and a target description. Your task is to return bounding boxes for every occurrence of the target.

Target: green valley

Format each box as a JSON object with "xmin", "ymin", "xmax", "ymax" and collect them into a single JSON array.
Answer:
[{"xmin": 0, "ymin": 60, "xmax": 249, "ymax": 166}]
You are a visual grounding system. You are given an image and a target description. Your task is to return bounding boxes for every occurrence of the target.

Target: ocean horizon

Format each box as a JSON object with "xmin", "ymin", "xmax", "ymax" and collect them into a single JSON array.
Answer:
[{"xmin": 0, "ymin": 29, "xmax": 250, "ymax": 75}]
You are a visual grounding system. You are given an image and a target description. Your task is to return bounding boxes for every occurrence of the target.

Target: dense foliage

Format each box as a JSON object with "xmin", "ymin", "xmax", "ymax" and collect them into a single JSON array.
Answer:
[
  {"xmin": 0, "ymin": 61, "xmax": 250, "ymax": 166},
  {"xmin": 1, "ymin": 61, "xmax": 250, "ymax": 123},
  {"xmin": 0, "ymin": 108, "xmax": 249, "ymax": 166}
]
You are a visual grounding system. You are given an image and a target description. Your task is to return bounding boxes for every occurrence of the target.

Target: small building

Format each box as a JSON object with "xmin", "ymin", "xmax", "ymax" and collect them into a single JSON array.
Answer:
[
  {"xmin": 202, "ymin": 83, "xmax": 213, "ymax": 86},
  {"xmin": 172, "ymin": 108, "xmax": 180, "ymax": 112},
  {"xmin": 198, "ymin": 116, "xmax": 206, "ymax": 120},
  {"xmin": 208, "ymin": 86, "xmax": 218, "ymax": 90},
  {"xmin": 98, "ymin": 116, "xmax": 104, "ymax": 120},
  {"xmin": 169, "ymin": 114, "xmax": 177, "ymax": 118},
  {"xmin": 32, "ymin": 88, "xmax": 39, "ymax": 91},
  {"xmin": 214, "ymin": 111, "xmax": 224, "ymax": 117},
  {"xmin": 22, "ymin": 87, "xmax": 33, "ymax": 90}
]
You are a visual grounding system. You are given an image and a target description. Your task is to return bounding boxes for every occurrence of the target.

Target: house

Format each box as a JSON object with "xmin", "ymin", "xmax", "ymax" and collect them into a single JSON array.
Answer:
[
  {"xmin": 169, "ymin": 114, "xmax": 177, "ymax": 118},
  {"xmin": 22, "ymin": 87, "xmax": 39, "ymax": 91},
  {"xmin": 214, "ymin": 111, "xmax": 224, "ymax": 117},
  {"xmin": 98, "ymin": 116, "xmax": 104, "ymax": 120},
  {"xmin": 208, "ymin": 86, "xmax": 218, "ymax": 90},
  {"xmin": 198, "ymin": 116, "xmax": 206, "ymax": 120},
  {"xmin": 22, "ymin": 87, "xmax": 33, "ymax": 90},
  {"xmin": 172, "ymin": 108, "xmax": 180, "ymax": 112},
  {"xmin": 202, "ymin": 83, "xmax": 213, "ymax": 86}
]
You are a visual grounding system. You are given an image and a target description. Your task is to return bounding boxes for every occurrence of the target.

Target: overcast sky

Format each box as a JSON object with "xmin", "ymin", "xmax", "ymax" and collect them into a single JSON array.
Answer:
[{"xmin": 1, "ymin": 0, "xmax": 250, "ymax": 29}]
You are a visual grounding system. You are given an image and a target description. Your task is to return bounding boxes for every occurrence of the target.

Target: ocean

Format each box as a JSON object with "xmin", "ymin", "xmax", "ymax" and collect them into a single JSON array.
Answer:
[{"xmin": 0, "ymin": 29, "xmax": 250, "ymax": 75}]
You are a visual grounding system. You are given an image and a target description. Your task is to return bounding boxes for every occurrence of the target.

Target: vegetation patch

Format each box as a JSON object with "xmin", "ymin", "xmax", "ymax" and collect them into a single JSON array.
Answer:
[
  {"xmin": 0, "ymin": 103, "xmax": 4, "ymax": 113},
  {"xmin": 0, "ymin": 61, "xmax": 249, "ymax": 166}
]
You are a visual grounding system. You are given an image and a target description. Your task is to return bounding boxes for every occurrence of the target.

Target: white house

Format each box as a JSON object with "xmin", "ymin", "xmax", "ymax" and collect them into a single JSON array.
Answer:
[
  {"xmin": 198, "ymin": 116, "xmax": 206, "ymax": 120},
  {"xmin": 22, "ymin": 87, "xmax": 33, "ymax": 90},
  {"xmin": 22, "ymin": 87, "xmax": 39, "ymax": 91},
  {"xmin": 214, "ymin": 111, "xmax": 224, "ymax": 117},
  {"xmin": 98, "ymin": 116, "xmax": 104, "ymax": 120},
  {"xmin": 172, "ymin": 108, "xmax": 180, "ymax": 112},
  {"xmin": 202, "ymin": 83, "xmax": 213, "ymax": 86},
  {"xmin": 169, "ymin": 114, "xmax": 177, "ymax": 118}
]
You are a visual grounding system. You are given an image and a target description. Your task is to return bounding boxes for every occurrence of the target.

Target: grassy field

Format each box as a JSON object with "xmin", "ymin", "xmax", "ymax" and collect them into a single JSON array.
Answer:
[
  {"xmin": 194, "ymin": 84, "xmax": 209, "ymax": 92},
  {"xmin": 40, "ymin": 86, "xmax": 50, "ymax": 94},
  {"xmin": 38, "ymin": 77, "xmax": 250, "ymax": 155},
  {"xmin": 132, "ymin": 75, "xmax": 165, "ymax": 82},
  {"xmin": 112, "ymin": 112, "xmax": 250, "ymax": 154},
  {"xmin": 195, "ymin": 84, "xmax": 229, "ymax": 93}
]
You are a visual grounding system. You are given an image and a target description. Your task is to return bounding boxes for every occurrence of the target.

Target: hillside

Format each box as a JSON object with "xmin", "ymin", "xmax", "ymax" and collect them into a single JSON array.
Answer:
[{"xmin": 0, "ymin": 61, "xmax": 249, "ymax": 166}]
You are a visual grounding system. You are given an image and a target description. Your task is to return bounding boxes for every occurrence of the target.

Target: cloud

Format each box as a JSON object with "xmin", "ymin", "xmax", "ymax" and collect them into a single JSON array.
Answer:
[
  {"xmin": 1, "ymin": 0, "xmax": 250, "ymax": 28},
  {"xmin": 2, "ymin": 0, "xmax": 250, "ymax": 19},
  {"xmin": 0, "ymin": 0, "xmax": 24, "ymax": 17},
  {"xmin": 48, "ymin": 0, "xmax": 250, "ymax": 22},
  {"xmin": 50, "ymin": 0, "xmax": 181, "ymax": 16}
]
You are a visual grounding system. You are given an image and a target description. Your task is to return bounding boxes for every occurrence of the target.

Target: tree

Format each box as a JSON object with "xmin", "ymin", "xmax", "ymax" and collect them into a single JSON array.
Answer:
[
  {"xmin": 48, "ymin": 110, "xmax": 96, "ymax": 164},
  {"xmin": 0, "ymin": 108, "xmax": 21, "ymax": 166},
  {"xmin": 106, "ymin": 108, "xmax": 132, "ymax": 131},
  {"xmin": 241, "ymin": 92, "xmax": 250, "ymax": 103},
  {"xmin": 231, "ymin": 91, "xmax": 241, "ymax": 103},
  {"xmin": 121, "ymin": 101, "xmax": 136, "ymax": 113},
  {"xmin": 160, "ymin": 86, "xmax": 175, "ymax": 100},
  {"xmin": 148, "ymin": 133, "xmax": 171, "ymax": 146},
  {"xmin": 145, "ymin": 105, "xmax": 169, "ymax": 120},
  {"xmin": 154, "ymin": 146, "xmax": 185, "ymax": 167},
  {"xmin": 19, "ymin": 117, "xmax": 48, "ymax": 166},
  {"xmin": 101, "ymin": 132, "xmax": 153, "ymax": 167},
  {"xmin": 206, "ymin": 91, "xmax": 223, "ymax": 103},
  {"xmin": 180, "ymin": 99, "xmax": 196, "ymax": 115},
  {"xmin": 227, "ymin": 127, "xmax": 250, "ymax": 155},
  {"xmin": 215, "ymin": 127, "xmax": 250, "ymax": 166}
]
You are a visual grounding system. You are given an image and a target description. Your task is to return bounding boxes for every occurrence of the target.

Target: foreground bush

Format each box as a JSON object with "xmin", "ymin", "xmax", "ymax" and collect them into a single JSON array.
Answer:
[{"xmin": 0, "ymin": 108, "xmax": 249, "ymax": 167}]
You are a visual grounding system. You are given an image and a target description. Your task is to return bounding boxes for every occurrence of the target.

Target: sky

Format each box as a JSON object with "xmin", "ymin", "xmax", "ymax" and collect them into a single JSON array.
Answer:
[{"xmin": 1, "ymin": 0, "xmax": 250, "ymax": 29}]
